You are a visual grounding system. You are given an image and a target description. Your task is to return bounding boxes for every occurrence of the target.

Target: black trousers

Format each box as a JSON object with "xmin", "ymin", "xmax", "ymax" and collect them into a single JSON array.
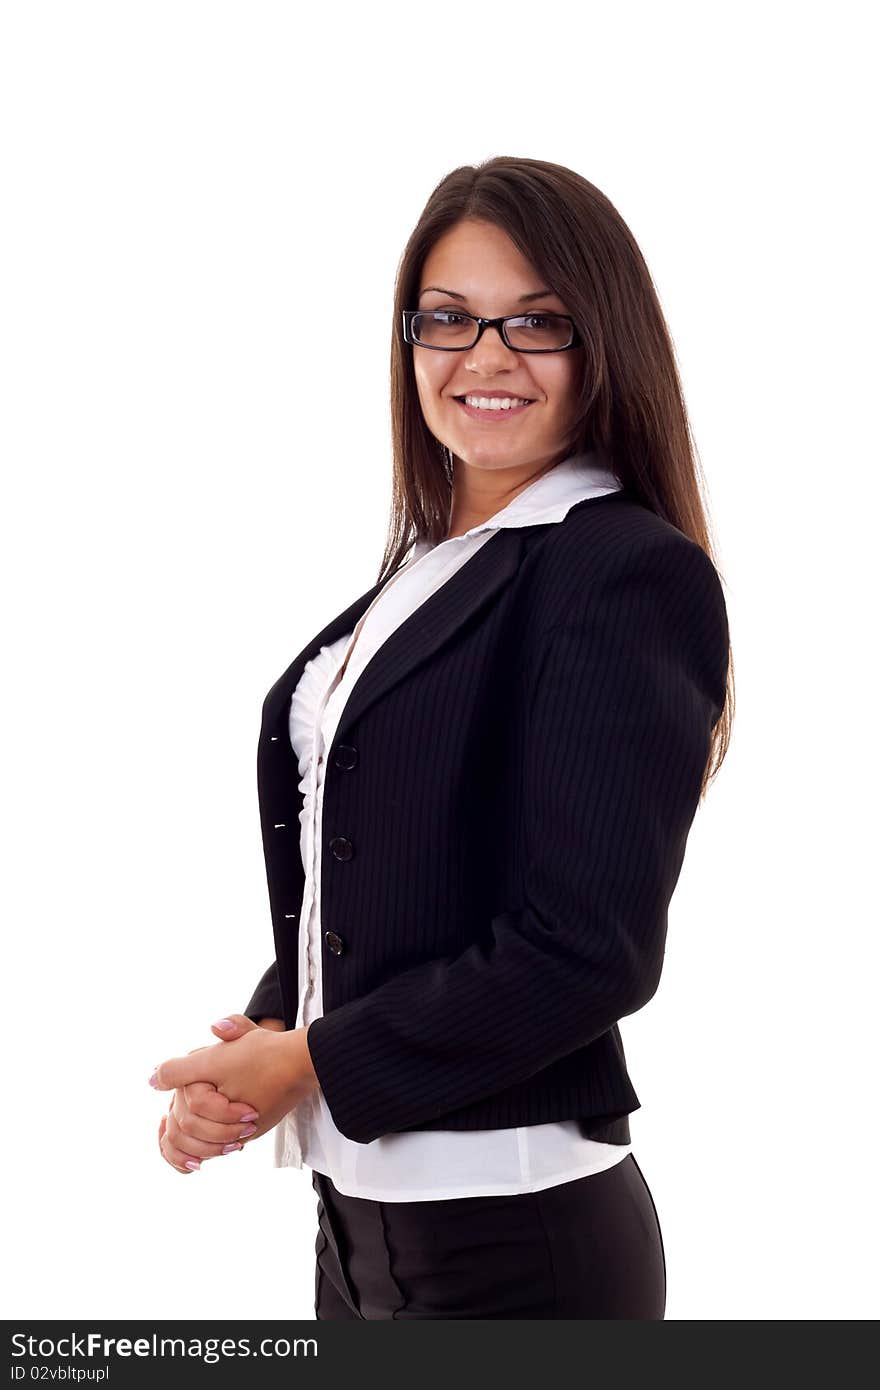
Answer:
[{"xmin": 312, "ymin": 1153, "xmax": 666, "ymax": 1320}]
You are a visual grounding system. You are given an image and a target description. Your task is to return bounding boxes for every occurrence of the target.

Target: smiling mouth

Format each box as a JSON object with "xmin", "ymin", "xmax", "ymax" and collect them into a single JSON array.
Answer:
[{"xmin": 453, "ymin": 395, "xmax": 537, "ymax": 410}]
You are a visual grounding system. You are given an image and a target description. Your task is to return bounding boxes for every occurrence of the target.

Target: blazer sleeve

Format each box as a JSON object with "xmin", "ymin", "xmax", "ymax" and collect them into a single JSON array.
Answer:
[
  {"xmin": 242, "ymin": 959, "xmax": 285, "ymax": 1024},
  {"xmin": 304, "ymin": 531, "xmax": 730, "ymax": 1144}
]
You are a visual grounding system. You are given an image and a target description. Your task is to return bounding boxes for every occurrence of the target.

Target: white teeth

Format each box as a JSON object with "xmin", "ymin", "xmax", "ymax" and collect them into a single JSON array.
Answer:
[{"xmin": 462, "ymin": 395, "xmax": 532, "ymax": 410}]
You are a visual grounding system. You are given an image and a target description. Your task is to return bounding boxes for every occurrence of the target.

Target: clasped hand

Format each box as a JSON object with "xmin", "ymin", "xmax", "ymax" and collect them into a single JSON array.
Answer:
[{"xmin": 151, "ymin": 1014, "xmax": 320, "ymax": 1174}]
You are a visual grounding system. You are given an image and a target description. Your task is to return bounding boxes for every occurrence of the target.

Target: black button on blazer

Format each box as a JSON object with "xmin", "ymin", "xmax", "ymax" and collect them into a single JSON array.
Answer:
[{"xmin": 244, "ymin": 488, "xmax": 729, "ymax": 1147}]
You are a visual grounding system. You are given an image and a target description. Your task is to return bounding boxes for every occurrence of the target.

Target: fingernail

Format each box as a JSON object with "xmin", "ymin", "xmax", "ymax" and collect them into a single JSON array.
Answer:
[
  {"xmin": 148, "ymin": 1070, "xmax": 159, "ymax": 1088},
  {"xmin": 238, "ymin": 1124, "xmax": 257, "ymax": 1138},
  {"xmin": 222, "ymin": 1143, "xmax": 243, "ymax": 1155},
  {"xmin": 239, "ymin": 1111, "xmax": 259, "ymax": 1122},
  {"xmin": 213, "ymin": 1019, "xmax": 235, "ymax": 1031},
  {"xmin": 184, "ymin": 1159, "xmax": 201, "ymax": 1170}
]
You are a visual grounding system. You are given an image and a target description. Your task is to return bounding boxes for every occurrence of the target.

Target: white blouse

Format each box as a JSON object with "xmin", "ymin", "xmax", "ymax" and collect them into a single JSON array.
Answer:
[{"xmin": 275, "ymin": 448, "xmax": 635, "ymax": 1200}]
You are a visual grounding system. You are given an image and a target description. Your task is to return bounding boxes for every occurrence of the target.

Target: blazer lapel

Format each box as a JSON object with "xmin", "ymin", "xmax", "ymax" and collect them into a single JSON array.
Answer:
[
  {"xmin": 260, "ymin": 525, "xmax": 528, "ymax": 744},
  {"xmin": 260, "ymin": 490, "xmax": 632, "ymax": 745},
  {"xmin": 260, "ymin": 577, "xmax": 389, "ymax": 734},
  {"xmin": 333, "ymin": 525, "xmax": 527, "ymax": 741},
  {"xmin": 257, "ymin": 525, "xmax": 525, "ymax": 750}
]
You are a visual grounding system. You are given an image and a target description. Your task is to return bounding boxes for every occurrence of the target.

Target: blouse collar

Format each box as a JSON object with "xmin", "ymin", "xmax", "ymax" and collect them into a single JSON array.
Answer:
[{"xmin": 410, "ymin": 446, "xmax": 620, "ymax": 560}]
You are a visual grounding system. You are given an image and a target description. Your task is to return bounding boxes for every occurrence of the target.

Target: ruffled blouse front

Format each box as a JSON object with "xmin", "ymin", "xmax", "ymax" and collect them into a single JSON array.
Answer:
[{"xmin": 288, "ymin": 630, "xmax": 354, "ymax": 886}]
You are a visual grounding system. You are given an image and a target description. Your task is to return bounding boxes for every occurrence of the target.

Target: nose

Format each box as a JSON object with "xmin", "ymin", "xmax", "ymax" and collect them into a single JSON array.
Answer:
[{"xmin": 464, "ymin": 323, "xmax": 518, "ymax": 375}]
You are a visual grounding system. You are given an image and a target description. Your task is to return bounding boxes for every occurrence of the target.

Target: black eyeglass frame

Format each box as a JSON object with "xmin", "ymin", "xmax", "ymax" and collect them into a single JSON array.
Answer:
[{"xmin": 401, "ymin": 309, "xmax": 583, "ymax": 353}]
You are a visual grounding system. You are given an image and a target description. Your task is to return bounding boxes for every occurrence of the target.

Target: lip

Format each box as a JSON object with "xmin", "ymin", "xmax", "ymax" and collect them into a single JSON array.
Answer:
[{"xmin": 453, "ymin": 396, "xmax": 536, "ymax": 422}]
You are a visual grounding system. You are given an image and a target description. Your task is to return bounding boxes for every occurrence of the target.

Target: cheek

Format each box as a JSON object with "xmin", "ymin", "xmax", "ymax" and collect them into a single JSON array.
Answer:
[
  {"xmin": 413, "ymin": 359, "xmax": 432, "ymax": 401},
  {"xmin": 414, "ymin": 358, "xmax": 452, "ymax": 410},
  {"xmin": 532, "ymin": 359, "xmax": 579, "ymax": 407}
]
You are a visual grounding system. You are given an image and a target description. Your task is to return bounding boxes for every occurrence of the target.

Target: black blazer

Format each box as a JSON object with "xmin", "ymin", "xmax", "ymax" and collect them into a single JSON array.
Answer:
[{"xmin": 244, "ymin": 487, "xmax": 729, "ymax": 1147}]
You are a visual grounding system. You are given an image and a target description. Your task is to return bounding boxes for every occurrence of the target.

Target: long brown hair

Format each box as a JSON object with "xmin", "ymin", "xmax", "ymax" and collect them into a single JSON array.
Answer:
[{"xmin": 381, "ymin": 155, "xmax": 733, "ymax": 795}]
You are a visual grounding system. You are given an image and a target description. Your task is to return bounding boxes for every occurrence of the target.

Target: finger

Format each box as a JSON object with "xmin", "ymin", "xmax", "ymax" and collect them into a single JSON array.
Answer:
[
  {"xmin": 180, "ymin": 1080, "xmax": 260, "ymax": 1126},
  {"xmin": 158, "ymin": 1113, "xmax": 200, "ymax": 1175},
  {"xmin": 151, "ymin": 1049, "xmax": 218, "ymax": 1092},
  {"xmin": 166, "ymin": 1103, "xmax": 250, "ymax": 1157},
  {"xmin": 169, "ymin": 1085, "xmax": 258, "ymax": 1143},
  {"xmin": 211, "ymin": 1014, "xmax": 259, "ymax": 1041}
]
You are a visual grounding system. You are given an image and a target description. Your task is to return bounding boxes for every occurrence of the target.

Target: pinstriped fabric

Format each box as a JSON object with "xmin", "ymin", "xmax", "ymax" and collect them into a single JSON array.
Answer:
[{"xmin": 246, "ymin": 491, "xmax": 729, "ymax": 1145}]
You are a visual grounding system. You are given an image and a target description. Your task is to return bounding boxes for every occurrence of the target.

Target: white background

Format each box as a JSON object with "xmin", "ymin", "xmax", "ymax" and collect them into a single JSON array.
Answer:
[{"xmin": 2, "ymin": 0, "xmax": 877, "ymax": 1321}]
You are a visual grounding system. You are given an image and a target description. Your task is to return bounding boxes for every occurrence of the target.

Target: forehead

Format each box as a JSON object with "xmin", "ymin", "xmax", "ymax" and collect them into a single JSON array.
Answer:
[{"xmin": 419, "ymin": 219, "xmax": 556, "ymax": 297}]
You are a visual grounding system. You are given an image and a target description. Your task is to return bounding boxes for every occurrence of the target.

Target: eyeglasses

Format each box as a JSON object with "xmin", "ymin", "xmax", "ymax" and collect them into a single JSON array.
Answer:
[{"xmin": 402, "ymin": 309, "xmax": 582, "ymax": 353}]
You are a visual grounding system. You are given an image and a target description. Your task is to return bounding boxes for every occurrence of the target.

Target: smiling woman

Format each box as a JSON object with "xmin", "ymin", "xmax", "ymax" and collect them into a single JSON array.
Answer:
[{"xmin": 155, "ymin": 154, "xmax": 733, "ymax": 1323}]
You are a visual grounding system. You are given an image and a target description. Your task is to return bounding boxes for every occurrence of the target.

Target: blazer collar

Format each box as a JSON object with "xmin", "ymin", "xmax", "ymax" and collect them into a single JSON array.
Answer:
[
  {"xmin": 261, "ymin": 525, "xmax": 527, "ymax": 743},
  {"xmin": 332, "ymin": 523, "xmax": 529, "ymax": 741},
  {"xmin": 261, "ymin": 453, "xmax": 624, "ymax": 744}
]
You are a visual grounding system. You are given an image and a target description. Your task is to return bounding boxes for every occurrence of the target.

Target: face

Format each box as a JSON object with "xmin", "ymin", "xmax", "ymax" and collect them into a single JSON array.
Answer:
[{"xmin": 412, "ymin": 219, "xmax": 584, "ymax": 478}]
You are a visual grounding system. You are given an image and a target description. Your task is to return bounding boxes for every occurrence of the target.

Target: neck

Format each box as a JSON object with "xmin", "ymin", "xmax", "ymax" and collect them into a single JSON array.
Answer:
[{"xmin": 446, "ymin": 444, "xmax": 576, "ymax": 538}]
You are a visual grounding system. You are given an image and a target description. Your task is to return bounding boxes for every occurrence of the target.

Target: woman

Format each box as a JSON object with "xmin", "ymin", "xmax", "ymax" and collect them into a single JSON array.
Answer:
[{"xmin": 151, "ymin": 156, "xmax": 733, "ymax": 1320}]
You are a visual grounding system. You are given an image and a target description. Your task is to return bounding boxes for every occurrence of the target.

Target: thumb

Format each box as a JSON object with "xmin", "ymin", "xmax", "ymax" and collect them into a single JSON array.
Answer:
[
  {"xmin": 150, "ymin": 1042, "xmax": 227, "ymax": 1091},
  {"xmin": 210, "ymin": 1013, "xmax": 259, "ymax": 1042}
]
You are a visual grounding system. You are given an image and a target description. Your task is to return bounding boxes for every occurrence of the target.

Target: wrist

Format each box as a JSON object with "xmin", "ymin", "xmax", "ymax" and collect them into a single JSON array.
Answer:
[{"xmin": 278, "ymin": 1024, "xmax": 321, "ymax": 1096}]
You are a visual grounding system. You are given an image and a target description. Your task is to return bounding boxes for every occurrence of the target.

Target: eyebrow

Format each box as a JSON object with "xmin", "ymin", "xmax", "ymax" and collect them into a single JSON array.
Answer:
[{"xmin": 418, "ymin": 285, "xmax": 558, "ymax": 303}]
